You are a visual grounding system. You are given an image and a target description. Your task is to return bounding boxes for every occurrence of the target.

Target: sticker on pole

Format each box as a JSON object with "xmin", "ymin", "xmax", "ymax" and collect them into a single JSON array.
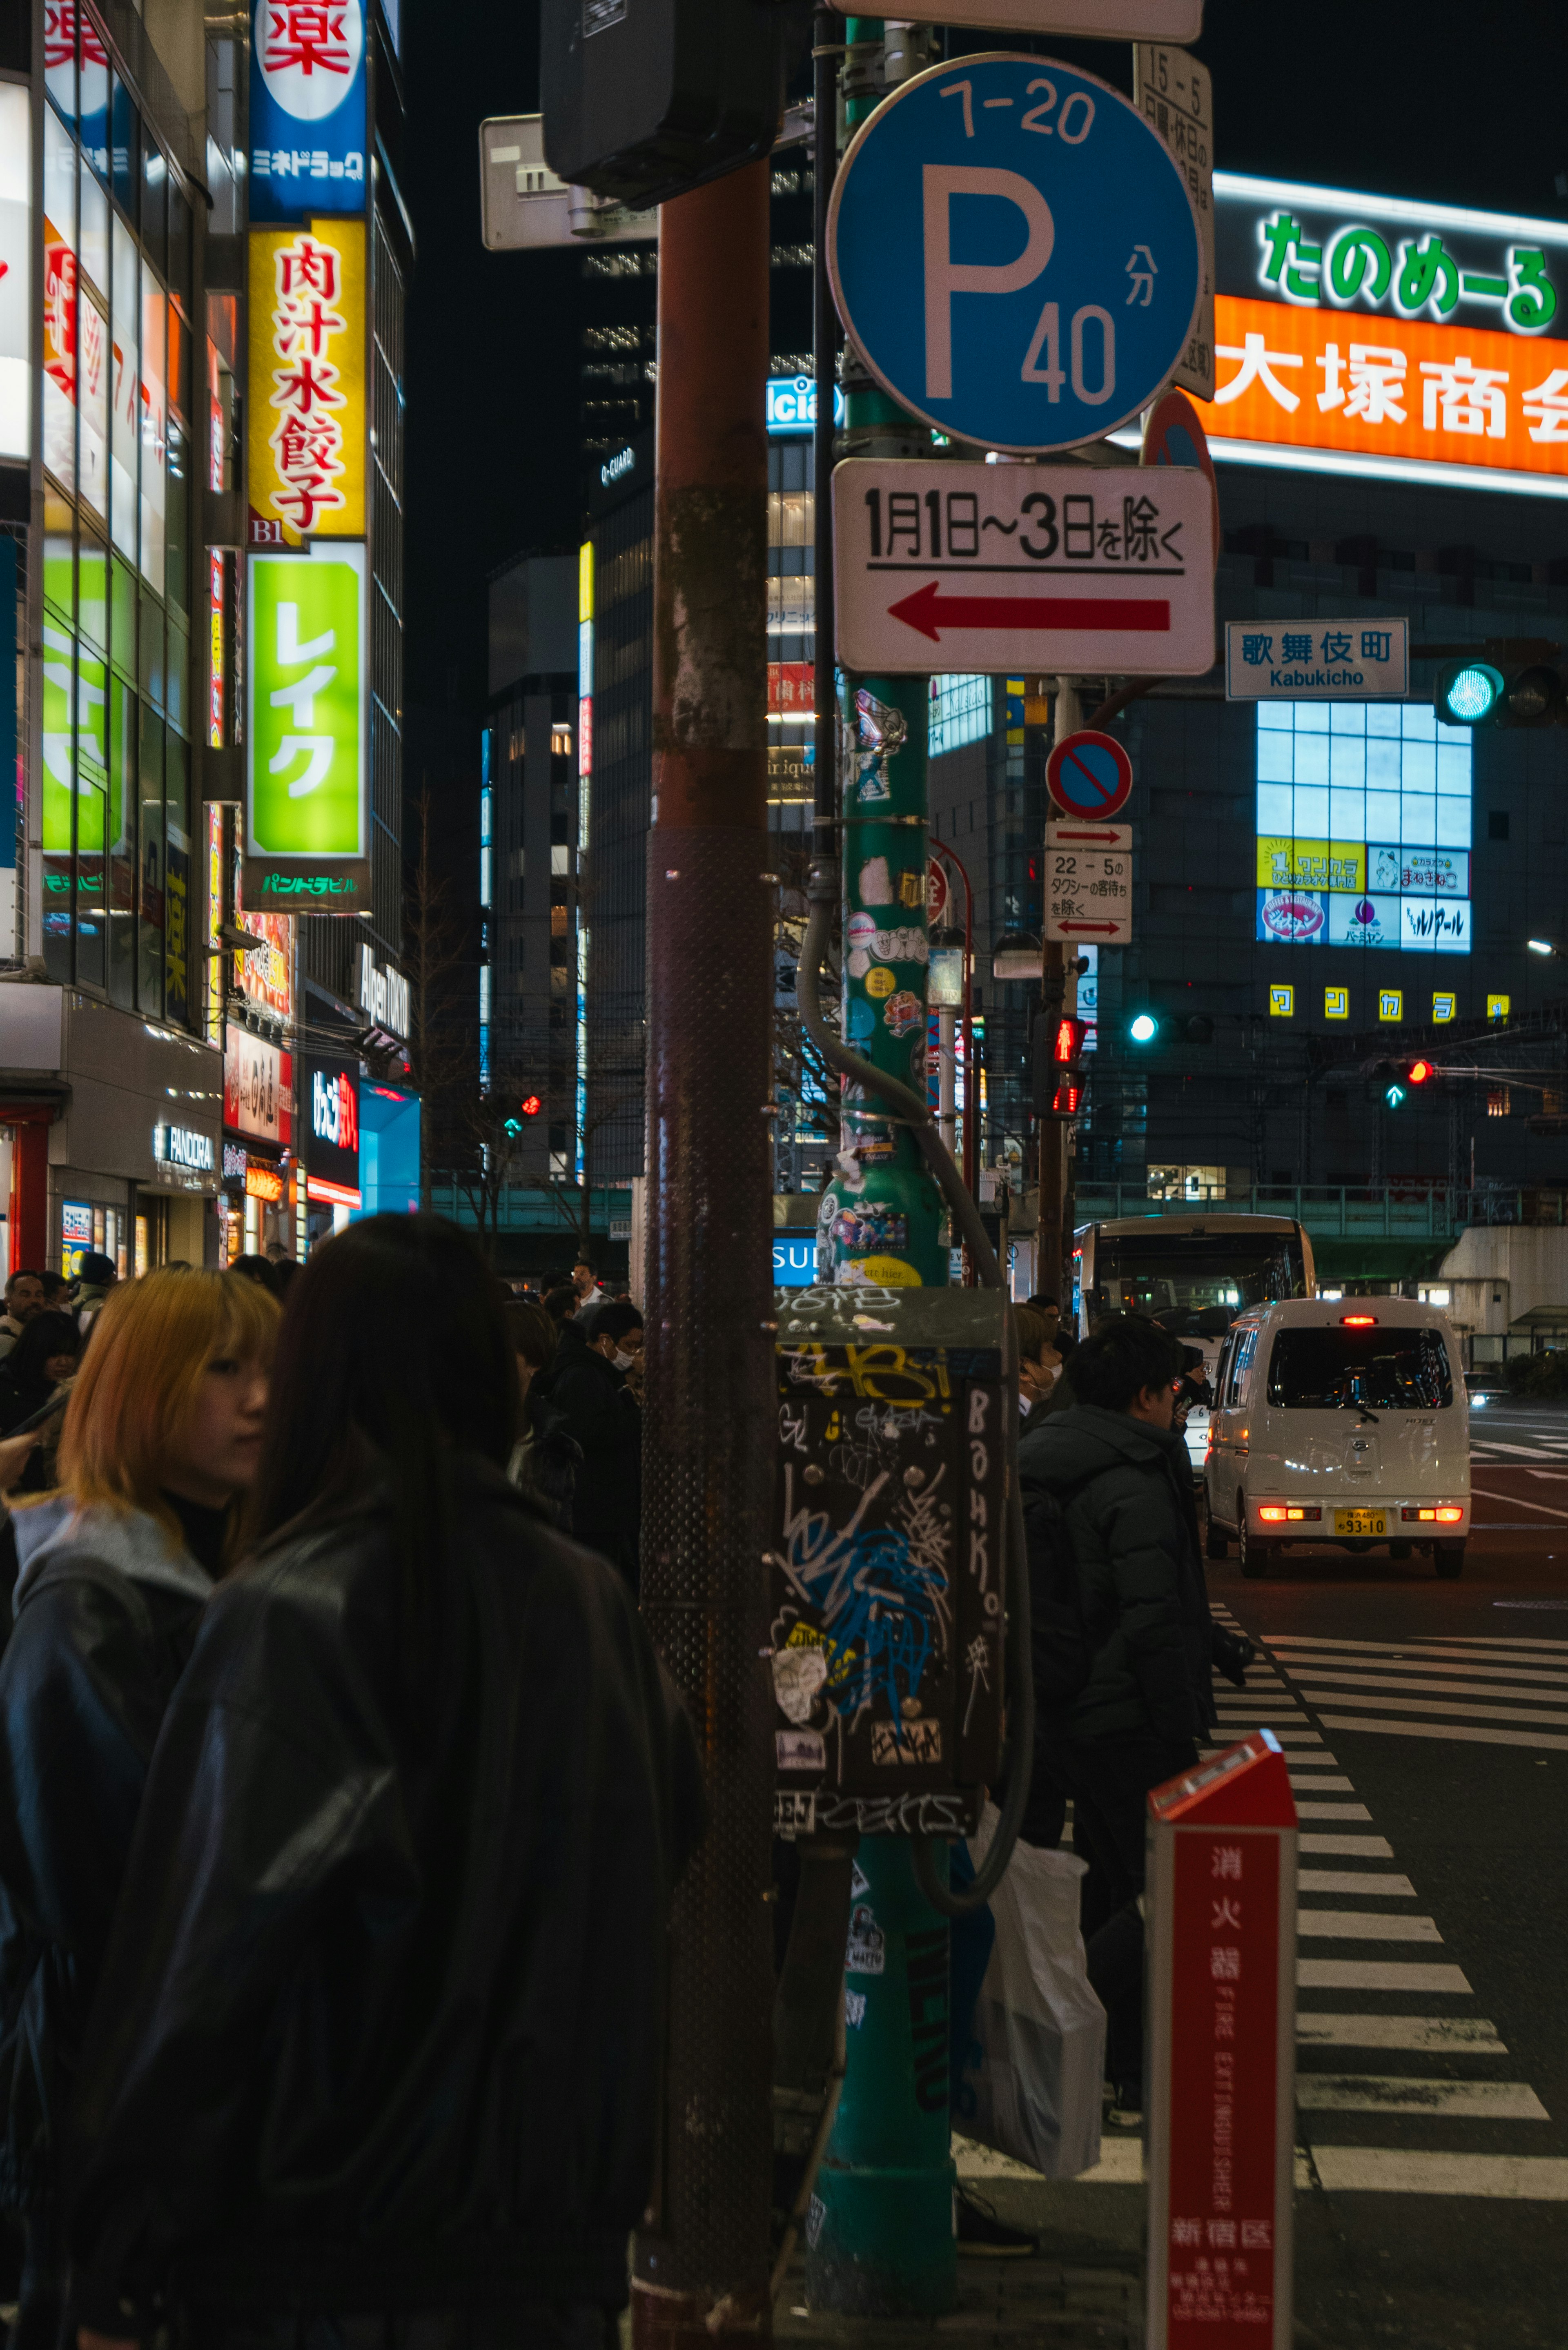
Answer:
[
  {"xmin": 834, "ymin": 459, "xmax": 1216, "ymax": 676},
  {"xmin": 826, "ymin": 52, "xmax": 1203, "ymax": 454},
  {"xmin": 1046, "ymin": 730, "xmax": 1134, "ymax": 821},
  {"xmin": 1142, "ymin": 387, "xmax": 1220, "ymax": 570}
]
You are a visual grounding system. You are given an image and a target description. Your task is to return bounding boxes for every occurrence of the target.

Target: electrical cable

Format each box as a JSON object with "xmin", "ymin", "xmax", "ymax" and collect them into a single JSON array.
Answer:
[{"xmin": 797, "ymin": 863, "xmax": 1034, "ymax": 1919}]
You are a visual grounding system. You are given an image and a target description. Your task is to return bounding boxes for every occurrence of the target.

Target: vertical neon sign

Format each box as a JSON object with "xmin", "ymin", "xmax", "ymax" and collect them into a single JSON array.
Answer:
[{"xmin": 209, "ymin": 550, "xmax": 225, "ymax": 747}]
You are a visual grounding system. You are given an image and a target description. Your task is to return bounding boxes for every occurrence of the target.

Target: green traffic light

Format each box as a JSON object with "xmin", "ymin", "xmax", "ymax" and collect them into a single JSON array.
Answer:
[
  {"xmin": 1129, "ymin": 1012, "xmax": 1160, "ymax": 1045},
  {"xmin": 1437, "ymin": 662, "xmax": 1505, "ymax": 727},
  {"xmin": 1385, "ymin": 1081, "xmax": 1407, "ymax": 1110}
]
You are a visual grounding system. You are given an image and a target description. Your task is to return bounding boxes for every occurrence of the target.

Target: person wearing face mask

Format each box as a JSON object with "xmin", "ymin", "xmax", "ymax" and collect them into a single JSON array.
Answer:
[
  {"xmin": 540, "ymin": 1299, "xmax": 644, "ymax": 1590},
  {"xmin": 0, "ymin": 1314, "xmax": 82, "ymax": 1497},
  {"xmin": 0, "ymin": 1269, "xmax": 278, "ymax": 2350}
]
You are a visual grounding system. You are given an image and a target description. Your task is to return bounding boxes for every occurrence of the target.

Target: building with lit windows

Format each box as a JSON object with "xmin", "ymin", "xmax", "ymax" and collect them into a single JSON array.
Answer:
[{"xmin": 0, "ymin": 0, "xmax": 410, "ymax": 1280}]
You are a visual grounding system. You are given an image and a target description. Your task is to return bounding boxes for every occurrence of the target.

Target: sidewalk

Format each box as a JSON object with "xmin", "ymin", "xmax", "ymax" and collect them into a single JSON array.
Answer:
[{"xmin": 775, "ymin": 2251, "xmax": 1142, "ymax": 2350}]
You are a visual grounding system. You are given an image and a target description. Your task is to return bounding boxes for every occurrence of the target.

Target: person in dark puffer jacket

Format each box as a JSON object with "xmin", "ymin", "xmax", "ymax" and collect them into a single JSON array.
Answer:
[{"xmin": 1018, "ymin": 1311, "xmax": 1253, "ymax": 2118}]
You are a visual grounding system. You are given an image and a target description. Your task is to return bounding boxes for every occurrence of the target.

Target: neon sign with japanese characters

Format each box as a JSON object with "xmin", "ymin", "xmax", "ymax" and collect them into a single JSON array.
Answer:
[
  {"xmin": 249, "ymin": 0, "xmax": 368, "ymax": 223},
  {"xmin": 1203, "ymin": 175, "xmax": 1568, "ymax": 494},
  {"xmin": 247, "ymin": 218, "xmax": 365, "ymax": 546},
  {"xmin": 245, "ymin": 541, "xmax": 368, "ymax": 885}
]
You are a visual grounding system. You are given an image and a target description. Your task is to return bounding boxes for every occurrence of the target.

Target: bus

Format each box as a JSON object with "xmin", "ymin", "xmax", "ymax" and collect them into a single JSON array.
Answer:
[{"xmin": 1071, "ymin": 1213, "xmax": 1316, "ymax": 1475}]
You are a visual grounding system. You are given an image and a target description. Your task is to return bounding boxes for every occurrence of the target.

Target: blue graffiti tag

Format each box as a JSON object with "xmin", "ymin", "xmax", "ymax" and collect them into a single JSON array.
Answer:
[{"xmin": 780, "ymin": 1468, "xmax": 947, "ymax": 1720}]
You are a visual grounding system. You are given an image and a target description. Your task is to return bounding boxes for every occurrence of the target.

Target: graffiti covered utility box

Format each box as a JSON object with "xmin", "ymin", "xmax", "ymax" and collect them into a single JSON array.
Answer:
[{"xmin": 770, "ymin": 1284, "xmax": 1009, "ymax": 1840}]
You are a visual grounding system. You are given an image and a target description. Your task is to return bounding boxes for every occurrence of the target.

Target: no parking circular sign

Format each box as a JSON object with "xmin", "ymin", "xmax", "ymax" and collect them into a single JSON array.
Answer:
[{"xmin": 1045, "ymin": 729, "xmax": 1134, "ymax": 821}]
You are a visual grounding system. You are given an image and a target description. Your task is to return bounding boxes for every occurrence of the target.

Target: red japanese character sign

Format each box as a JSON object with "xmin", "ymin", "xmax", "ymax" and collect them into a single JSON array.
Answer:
[
  {"xmin": 256, "ymin": 0, "xmax": 363, "ymax": 121},
  {"xmin": 1146, "ymin": 1736, "xmax": 1297, "ymax": 2350}
]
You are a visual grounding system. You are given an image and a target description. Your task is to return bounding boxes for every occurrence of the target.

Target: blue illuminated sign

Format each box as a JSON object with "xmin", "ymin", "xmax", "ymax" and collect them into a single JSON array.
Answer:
[
  {"xmin": 773, "ymin": 1234, "xmax": 818, "ymax": 1286},
  {"xmin": 767, "ymin": 376, "xmax": 847, "ymax": 437},
  {"xmin": 249, "ymin": 0, "xmax": 368, "ymax": 223}
]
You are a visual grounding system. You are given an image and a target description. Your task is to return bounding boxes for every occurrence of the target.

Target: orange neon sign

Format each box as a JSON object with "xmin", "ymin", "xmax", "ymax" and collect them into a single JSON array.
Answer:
[{"xmin": 1194, "ymin": 294, "xmax": 1568, "ymax": 488}]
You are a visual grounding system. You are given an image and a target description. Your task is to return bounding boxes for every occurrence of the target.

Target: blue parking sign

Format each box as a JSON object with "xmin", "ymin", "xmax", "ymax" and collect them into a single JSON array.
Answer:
[{"xmin": 828, "ymin": 54, "xmax": 1202, "ymax": 453}]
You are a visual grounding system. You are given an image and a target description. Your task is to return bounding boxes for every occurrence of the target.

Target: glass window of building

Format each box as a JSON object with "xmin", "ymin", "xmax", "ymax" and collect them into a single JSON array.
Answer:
[{"xmin": 36, "ymin": 10, "xmax": 194, "ymax": 1016}]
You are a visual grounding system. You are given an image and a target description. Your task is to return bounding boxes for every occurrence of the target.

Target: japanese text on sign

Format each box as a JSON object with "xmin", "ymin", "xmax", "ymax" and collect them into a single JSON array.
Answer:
[{"xmin": 247, "ymin": 218, "xmax": 365, "ymax": 544}]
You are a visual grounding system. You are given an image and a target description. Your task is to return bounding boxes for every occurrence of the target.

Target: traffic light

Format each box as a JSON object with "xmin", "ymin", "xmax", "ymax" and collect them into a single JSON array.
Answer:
[
  {"xmin": 503, "ymin": 1096, "xmax": 543, "ymax": 1139},
  {"xmin": 1406, "ymin": 1059, "xmax": 1434, "ymax": 1088},
  {"xmin": 1128, "ymin": 1011, "xmax": 1160, "ymax": 1045},
  {"xmin": 1127, "ymin": 1010, "xmax": 1212, "ymax": 1047},
  {"xmin": 1384, "ymin": 1076, "xmax": 1407, "ymax": 1110},
  {"xmin": 1032, "ymin": 1013, "xmax": 1086, "ymax": 1119},
  {"xmin": 1436, "ymin": 658, "xmax": 1565, "ymax": 729}
]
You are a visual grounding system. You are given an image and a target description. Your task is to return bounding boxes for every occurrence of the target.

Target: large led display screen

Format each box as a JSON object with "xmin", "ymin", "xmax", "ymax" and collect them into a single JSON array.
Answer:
[{"xmin": 1254, "ymin": 702, "xmax": 1472, "ymax": 955}]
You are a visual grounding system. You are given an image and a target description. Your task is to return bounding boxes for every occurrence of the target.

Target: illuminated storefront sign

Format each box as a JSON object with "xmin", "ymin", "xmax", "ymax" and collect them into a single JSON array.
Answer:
[
  {"xmin": 246, "ymin": 1161, "xmax": 285, "ymax": 1202},
  {"xmin": 244, "ymin": 541, "xmax": 369, "ymax": 904},
  {"xmin": 304, "ymin": 1052, "xmax": 361, "ymax": 1205},
  {"xmin": 154, "ymin": 1121, "xmax": 217, "ymax": 1172},
  {"xmin": 234, "ymin": 907, "xmax": 296, "ymax": 1022},
  {"xmin": 247, "ymin": 217, "xmax": 365, "ymax": 544},
  {"xmin": 248, "ymin": 0, "xmax": 368, "ymax": 224},
  {"xmin": 356, "ymin": 942, "xmax": 409, "ymax": 1038},
  {"xmin": 224, "ymin": 1027, "xmax": 294, "ymax": 1146},
  {"xmin": 1185, "ymin": 177, "xmax": 1568, "ymax": 496}
]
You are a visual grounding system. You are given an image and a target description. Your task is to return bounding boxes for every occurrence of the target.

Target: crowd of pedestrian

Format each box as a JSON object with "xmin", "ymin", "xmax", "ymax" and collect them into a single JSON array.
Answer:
[{"xmin": 0, "ymin": 1218, "xmax": 699, "ymax": 2350}]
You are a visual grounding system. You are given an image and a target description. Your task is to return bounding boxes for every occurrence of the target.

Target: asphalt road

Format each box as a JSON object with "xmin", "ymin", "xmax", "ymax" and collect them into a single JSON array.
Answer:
[{"xmin": 961, "ymin": 1394, "xmax": 1568, "ymax": 2348}]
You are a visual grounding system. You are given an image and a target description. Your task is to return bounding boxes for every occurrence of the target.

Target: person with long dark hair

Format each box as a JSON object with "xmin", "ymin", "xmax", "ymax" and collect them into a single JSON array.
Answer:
[
  {"xmin": 65, "ymin": 1215, "xmax": 703, "ymax": 2350},
  {"xmin": 0, "ymin": 1313, "xmax": 82, "ymax": 1497}
]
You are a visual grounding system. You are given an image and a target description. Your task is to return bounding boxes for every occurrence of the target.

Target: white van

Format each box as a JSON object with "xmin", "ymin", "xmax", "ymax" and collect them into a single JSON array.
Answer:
[{"xmin": 1203, "ymin": 1299, "xmax": 1470, "ymax": 1579}]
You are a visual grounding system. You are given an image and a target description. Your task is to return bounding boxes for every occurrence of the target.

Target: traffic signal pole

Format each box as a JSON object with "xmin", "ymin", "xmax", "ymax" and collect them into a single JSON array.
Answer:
[
  {"xmin": 633, "ymin": 158, "xmax": 777, "ymax": 2350},
  {"xmin": 1035, "ymin": 680, "xmax": 1079, "ymax": 1303}
]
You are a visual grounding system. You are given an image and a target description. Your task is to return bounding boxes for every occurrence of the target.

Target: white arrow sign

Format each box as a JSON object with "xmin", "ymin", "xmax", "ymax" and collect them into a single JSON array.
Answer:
[{"xmin": 835, "ymin": 459, "xmax": 1216, "ymax": 677}]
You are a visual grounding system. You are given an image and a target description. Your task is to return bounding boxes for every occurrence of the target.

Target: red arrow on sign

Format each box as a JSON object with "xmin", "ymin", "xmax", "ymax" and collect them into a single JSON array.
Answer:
[
  {"xmin": 888, "ymin": 580, "xmax": 1170, "ymax": 643},
  {"xmin": 1049, "ymin": 828, "xmax": 1124, "ymax": 844},
  {"xmin": 1055, "ymin": 920, "xmax": 1125, "ymax": 935}
]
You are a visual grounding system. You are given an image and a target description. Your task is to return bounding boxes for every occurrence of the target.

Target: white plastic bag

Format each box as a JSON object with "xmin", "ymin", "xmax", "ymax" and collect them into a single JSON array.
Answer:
[{"xmin": 954, "ymin": 1803, "xmax": 1106, "ymax": 2181}]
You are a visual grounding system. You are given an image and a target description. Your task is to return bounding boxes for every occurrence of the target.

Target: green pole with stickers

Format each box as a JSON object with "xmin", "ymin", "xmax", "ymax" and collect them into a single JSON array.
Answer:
[{"xmin": 804, "ymin": 16, "xmax": 959, "ymax": 2321}]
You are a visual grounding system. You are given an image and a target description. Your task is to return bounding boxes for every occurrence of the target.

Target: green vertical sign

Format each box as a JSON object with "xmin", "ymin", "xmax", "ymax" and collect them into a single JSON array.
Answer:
[{"xmin": 246, "ymin": 545, "xmax": 365, "ymax": 860}]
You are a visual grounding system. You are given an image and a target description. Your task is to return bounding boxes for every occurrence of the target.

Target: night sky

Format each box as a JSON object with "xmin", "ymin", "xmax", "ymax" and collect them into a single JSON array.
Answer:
[{"xmin": 399, "ymin": 0, "xmax": 1568, "ymax": 866}]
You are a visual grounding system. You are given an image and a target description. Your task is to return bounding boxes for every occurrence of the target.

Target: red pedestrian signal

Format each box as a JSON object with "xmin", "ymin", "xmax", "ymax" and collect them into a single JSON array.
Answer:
[
  {"xmin": 520, "ymin": 1094, "xmax": 542, "ymax": 1116},
  {"xmin": 1050, "ymin": 1074, "xmax": 1084, "ymax": 1117},
  {"xmin": 1053, "ymin": 1016, "xmax": 1088, "ymax": 1065}
]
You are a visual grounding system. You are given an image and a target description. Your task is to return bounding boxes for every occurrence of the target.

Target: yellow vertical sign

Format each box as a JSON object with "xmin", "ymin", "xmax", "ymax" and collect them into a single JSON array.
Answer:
[
  {"xmin": 247, "ymin": 217, "xmax": 366, "ymax": 545},
  {"xmin": 1379, "ymin": 991, "xmax": 1403, "ymax": 1023},
  {"xmin": 1324, "ymin": 987, "xmax": 1349, "ymax": 1020}
]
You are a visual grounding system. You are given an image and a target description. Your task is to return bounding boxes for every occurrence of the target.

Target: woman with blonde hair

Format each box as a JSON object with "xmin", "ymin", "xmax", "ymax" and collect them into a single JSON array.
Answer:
[{"xmin": 0, "ymin": 1268, "xmax": 278, "ymax": 2350}]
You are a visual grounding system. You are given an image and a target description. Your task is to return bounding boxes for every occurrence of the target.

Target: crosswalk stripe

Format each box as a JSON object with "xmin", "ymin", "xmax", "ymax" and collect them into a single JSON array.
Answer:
[
  {"xmin": 1298, "ymin": 1958, "xmax": 1472, "ymax": 1991},
  {"xmin": 1318, "ymin": 1713, "xmax": 1568, "ymax": 1755},
  {"xmin": 1295, "ymin": 1801, "xmax": 1373, "ymax": 1820},
  {"xmin": 1297, "ymin": 2078, "xmax": 1548, "ymax": 2119},
  {"xmin": 1310, "ymin": 2149, "xmax": 1568, "ymax": 2200},
  {"xmin": 1295, "ymin": 1668, "xmax": 1568, "ymax": 1707},
  {"xmin": 1271, "ymin": 1633, "xmax": 1568, "ymax": 1657},
  {"xmin": 1289, "ymin": 1773, "xmax": 1355, "ymax": 1791},
  {"xmin": 1299, "ymin": 1685, "xmax": 1568, "ymax": 1729},
  {"xmin": 1299, "ymin": 1833, "xmax": 1394, "ymax": 1858},
  {"xmin": 1297, "ymin": 1911, "xmax": 1442, "ymax": 1943},
  {"xmin": 1297, "ymin": 2015, "xmax": 1506, "ymax": 2053},
  {"xmin": 1283, "ymin": 1753, "xmax": 1341, "ymax": 1767},
  {"xmin": 1270, "ymin": 1644, "xmax": 1568, "ymax": 1686},
  {"xmin": 1299, "ymin": 1870, "xmax": 1416, "ymax": 1897}
]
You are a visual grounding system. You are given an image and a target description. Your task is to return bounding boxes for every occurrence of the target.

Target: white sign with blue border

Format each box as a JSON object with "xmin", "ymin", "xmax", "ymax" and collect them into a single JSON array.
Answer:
[
  {"xmin": 1226, "ymin": 619, "xmax": 1409, "ymax": 700},
  {"xmin": 827, "ymin": 53, "xmax": 1203, "ymax": 454},
  {"xmin": 249, "ymin": 0, "xmax": 369, "ymax": 223}
]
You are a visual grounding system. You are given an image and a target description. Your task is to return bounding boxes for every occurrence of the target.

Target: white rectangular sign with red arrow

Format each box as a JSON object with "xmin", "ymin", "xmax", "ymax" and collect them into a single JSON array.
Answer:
[
  {"xmin": 833, "ymin": 460, "xmax": 1215, "ymax": 678},
  {"xmin": 1045, "ymin": 838, "xmax": 1134, "ymax": 945}
]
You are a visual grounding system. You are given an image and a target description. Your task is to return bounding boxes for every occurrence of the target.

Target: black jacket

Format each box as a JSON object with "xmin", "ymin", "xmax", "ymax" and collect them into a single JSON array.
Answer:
[
  {"xmin": 539, "ymin": 1343, "xmax": 641, "ymax": 1584},
  {"xmin": 1018, "ymin": 1404, "xmax": 1220, "ymax": 1746},
  {"xmin": 65, "ymin": 1457, "xmax": 703, "ymax": 2330},
  {"xmin": 0, "ymin": 1503, "xmax": 213, "ymax": 2218}
]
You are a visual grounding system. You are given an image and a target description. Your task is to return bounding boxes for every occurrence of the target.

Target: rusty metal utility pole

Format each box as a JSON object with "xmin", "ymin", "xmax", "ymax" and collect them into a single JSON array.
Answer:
[
  {"xmin": 1034, "ymin": 679, "xmax": 1080, "ymax": 1302},
  {"xmin": 634, "ymin": 158, "xmax": 777, "ymax": 2350}
]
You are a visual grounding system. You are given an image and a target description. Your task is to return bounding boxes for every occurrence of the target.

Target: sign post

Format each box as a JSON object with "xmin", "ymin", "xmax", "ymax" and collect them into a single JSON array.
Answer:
[
  {"xmin": 1133, "ymin": 44, "xmax": 1214, "ymax": 400},
  {"xmin": 1145, "ymin": 1733, "xmax": 1298, "ymax": 2350}
]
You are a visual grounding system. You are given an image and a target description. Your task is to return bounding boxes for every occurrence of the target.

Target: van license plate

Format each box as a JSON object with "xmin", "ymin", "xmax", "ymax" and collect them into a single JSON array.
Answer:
[{"xmin": 1335, "ymin": 1509, "xmax": 1387, "ymax": 1537}]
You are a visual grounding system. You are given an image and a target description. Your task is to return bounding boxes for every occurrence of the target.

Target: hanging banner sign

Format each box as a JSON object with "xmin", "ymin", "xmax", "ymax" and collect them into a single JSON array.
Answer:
[
  {"xmin": 243, "ymin": 541, "xmax": 370, "ymax": 911},
  {"xmin": 247, "ymin": 216, "xmax": 366, "ymax": 545},
  {"xmin": 248, "ymin": 0, "xmax": 368, "ymax": 223}
]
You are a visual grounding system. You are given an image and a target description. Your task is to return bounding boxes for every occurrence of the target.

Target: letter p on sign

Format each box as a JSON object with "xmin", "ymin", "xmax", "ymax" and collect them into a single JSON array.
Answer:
[{"xmin": 923, "ymin": 167, "xmax": 1053, "ymax": 400}]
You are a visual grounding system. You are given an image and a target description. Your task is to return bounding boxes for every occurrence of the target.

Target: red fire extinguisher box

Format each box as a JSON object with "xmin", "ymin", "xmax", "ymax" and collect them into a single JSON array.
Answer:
[{"xmin": 1145, "ymin": 1733, "xmax": 1298, "ymax": 2350}]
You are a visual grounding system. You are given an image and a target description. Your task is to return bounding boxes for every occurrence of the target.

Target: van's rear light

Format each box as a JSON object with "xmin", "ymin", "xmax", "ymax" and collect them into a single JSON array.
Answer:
[
  {"xmin": 1401, "ymin": 1505, "xmax": 1466, "ymax": 1523},
  {"xmin": 1258, "ymin": 1506, "xmax": 1321, "ymax": 1523},
  {"xmin": 1340, "ymin": 1314, "xmax": 1377, "ymax": 1325}
]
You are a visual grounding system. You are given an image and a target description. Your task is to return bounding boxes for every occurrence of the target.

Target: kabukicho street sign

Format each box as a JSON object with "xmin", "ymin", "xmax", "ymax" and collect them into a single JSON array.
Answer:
[
  {"xmin": 828, "ymin": 1, "xmax": 1202, "ymax": 36},
  {"xmin": 826, "ymin": 54, "xmax": 1204, "ymax": 454},
  {"xmin": 1142, "ymin": 385, "xmax": 1221, "ymax": 569},
  {"xmin": 1132, "ymin": 44, "xmax": 1214, "ymax": 400},
  {"xmin": 834, "ymin": 460, "xmax": 1216, "ymax": 675},
  {"xmin": 1225, "ymin": 618, "xmax": 1409, "ymax": 700},
  {"xmin": 1046, "ymin": 730, "xmax": 1134, "ymax": 820}
]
